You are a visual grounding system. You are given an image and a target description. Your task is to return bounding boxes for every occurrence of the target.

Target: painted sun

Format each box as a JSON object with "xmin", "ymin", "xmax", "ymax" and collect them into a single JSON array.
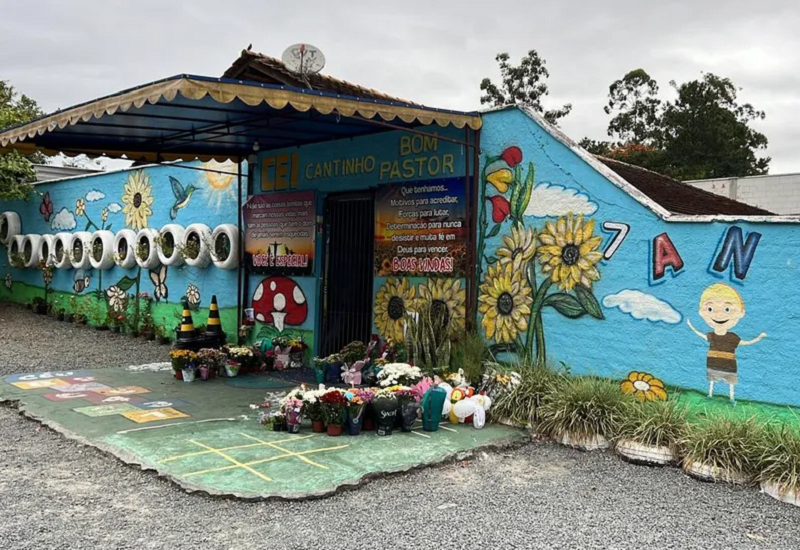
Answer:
[{"xmin": 202, "ymin": 160, "xmax": 237, "ymax": 211}]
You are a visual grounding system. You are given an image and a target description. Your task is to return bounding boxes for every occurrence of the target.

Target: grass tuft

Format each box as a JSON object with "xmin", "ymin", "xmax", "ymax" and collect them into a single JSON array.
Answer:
[
  {"xmin": 683, "ymin": 415, "xmax": 766, "ymax": 476},
  {"xmin": 757, "ymin": 424, "xmax": 800, "ymax": 493},
  {"xmin": 616, "ymin": 400, "xmax": 689, "ymax": 451},
  {"xmin": 490, "ymin": 364, "xmax": 566, "ymax": 426}
]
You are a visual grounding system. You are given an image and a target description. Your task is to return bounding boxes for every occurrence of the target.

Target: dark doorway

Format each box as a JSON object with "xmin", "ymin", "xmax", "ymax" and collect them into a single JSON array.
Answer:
[{"xmin": 320, "ymin": 191, "xmax": 375, "ymax": 356}]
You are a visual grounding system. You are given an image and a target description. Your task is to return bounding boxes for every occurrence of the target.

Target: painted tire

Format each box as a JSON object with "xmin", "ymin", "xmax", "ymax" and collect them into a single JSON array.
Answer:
[
  {"xmin": 21, "ymin": 234, "xmax": 43, "ymax": 268},
  {"xmin": 0, "ymin": 212, "xmax": 22, "ymax": 246},
  {"xmin": 53, "ymin": 233, "xmax": 73, "ymax": 269},
  {"xmin": 157, "ymin": 224, "xmax": 185, "ymax": 267},
  {"xmin": 113, "ymin": 229, "xmax": 137, "ymax": 269},
  {"xmin": 182, "ymin": 223, "xmax": 212, "ymax": 268},
  {"xmin": 38, "ymin": 234, "xmax": 57, "ymax": 267},
  {"xmin": 135, "ymin": 228, "xmax": 161, "ymax": 269},
  {"xmin": 211, "ymin": 224, "xmax": 240, "ymax": 270},
  {"xmin": 89, "ymin": 230, "xmax": 115, "ymax": 270},
  {"xmin": 7, "ymin": 235, "xmax": 24, "ymax": 266},
  {"xmin": 69, "ymin": 231, "xmax": 92, "ymax": 269}
]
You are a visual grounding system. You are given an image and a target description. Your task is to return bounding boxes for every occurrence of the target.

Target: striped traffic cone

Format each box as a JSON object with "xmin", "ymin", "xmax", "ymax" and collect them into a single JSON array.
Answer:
[
  {"xmin": 204, "ymin": 295, "xmax": 226, "ymax": 346},
  {"xmin": 176, "ymin": 300, "xmax": 196, "ymax": 341}
]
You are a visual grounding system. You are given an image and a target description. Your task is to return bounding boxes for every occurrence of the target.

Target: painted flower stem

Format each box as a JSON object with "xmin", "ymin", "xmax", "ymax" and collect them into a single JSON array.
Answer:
[
  {"xmin": 527, "ymin": 263, "xmax": 551, "ymax": 366},
  {"xmin": 475, "ymin": 155, "xmax": 501, "ymax": 307}
]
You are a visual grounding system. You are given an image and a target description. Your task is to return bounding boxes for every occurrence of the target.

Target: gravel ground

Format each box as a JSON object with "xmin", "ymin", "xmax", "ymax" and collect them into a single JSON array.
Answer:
[{"xmin": 2, "ymin": 303, "xmax": 800, "ymax": 550}]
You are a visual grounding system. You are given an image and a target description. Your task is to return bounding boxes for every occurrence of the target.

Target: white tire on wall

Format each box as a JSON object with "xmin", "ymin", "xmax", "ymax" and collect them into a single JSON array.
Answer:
[
  {"xmin": 69, "ymin": 231, "xmax": 92, "ymax": 269},
  {"xmin": 211, "ymin": 224, "xmax": 240, "ymax": 270},
  {"xmin": 157, "ymin": 224, "xmax": 185, "ymax": 267},
  {"xmin": 7, "ymin": 235, "xmax": 24, "ymax": 266},
  {"xmin": 38, "ymin": 234, "xmax": 57, "ymax": 267},
  {"xmin": 135, "ymin": 228, "xmax": 161, "ymax": 269},
  {"xmin": 0, "ymin": 212, "xmax": 22, "ymax": 246},
  {"xmin": 89, "ymin": 230, "xmax": 115, "ymax": 270},
  {"xmin": 182, "ymin": 223, "xmax": 212, "ymax": 268},
  {"xmin": 53, "ymin": 233, "xmax": 73, "ymax": 269},
  {"xmin": 21, "ymin": 234, "xmax": 43, "ymax": 268},
  {"xmin": 113, "ymin": 229, "xmax": 137, "ymax": 269}
]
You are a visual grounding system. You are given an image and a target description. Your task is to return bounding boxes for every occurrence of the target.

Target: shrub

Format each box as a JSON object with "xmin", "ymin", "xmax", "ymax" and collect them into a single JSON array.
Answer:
[
  {"xmin": 450, "ymin": 329, "xmax": 490, "ymax": 386},
  {"xmin": 490, "ymin": 364, "xmax": 565, "ymax": 426},
  {"xmin": 617, "ymin": 400, "xmax": 689, "ymax": 452},
  {"xmin": 683, "ymin": 415, "xmax": 766, "ymax": 476},
  {"xmin": 757, "ymin": 424, "xmax": 800, "ymax": 494},
  {"xmin": 538, "ymin": 376, "xmax": 632, "ymax": 440}
]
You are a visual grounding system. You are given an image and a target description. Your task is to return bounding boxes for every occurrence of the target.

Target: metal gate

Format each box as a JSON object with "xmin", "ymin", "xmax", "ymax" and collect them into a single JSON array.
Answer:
[{"xmin": 319, "ymin": 191, "xmax": 375, "ymax": 356}]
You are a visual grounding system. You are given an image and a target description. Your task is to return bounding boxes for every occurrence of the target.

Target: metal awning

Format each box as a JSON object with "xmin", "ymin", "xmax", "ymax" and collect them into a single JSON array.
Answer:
[{"xmin": 0, "ymin": 75, "xmax": 482, "ymax": 162}]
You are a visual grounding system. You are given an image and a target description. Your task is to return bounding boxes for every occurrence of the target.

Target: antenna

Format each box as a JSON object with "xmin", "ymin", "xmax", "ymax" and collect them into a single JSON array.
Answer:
[{"xmin": 281, "ymin": 43, "xmax": 326, "ymax": 89}]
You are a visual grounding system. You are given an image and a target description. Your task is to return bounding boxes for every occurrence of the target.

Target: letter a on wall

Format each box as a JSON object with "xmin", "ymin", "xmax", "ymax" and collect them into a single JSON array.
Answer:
[
  {"xmin": 651, "ymin": 233, "xmax": 684, "ymax": 284},
  {"xmin": 711, "ymin": 226, "xmax": 761, "ymax": 281}
]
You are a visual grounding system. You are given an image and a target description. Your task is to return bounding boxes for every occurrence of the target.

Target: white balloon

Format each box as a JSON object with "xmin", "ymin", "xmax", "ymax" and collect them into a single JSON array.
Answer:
[
  {"xmin": 453, "ymin": 399, "xmax": 477, "ymax": 421},
  {"xmin": 471, "ymin": 394, "xmax": 493, "ymax": 412},
  {"xmin": 442, "ymin": 398, "xmax": 452, "ymax": 417},
  {"xmin": 473, "ymin": 406, "xmax": 486, "ymax": 429}
]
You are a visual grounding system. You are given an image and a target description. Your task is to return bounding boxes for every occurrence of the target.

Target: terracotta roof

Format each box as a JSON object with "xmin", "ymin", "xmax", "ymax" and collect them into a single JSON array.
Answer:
[
  {"xmin": 223, "ymin": 49, "xmax": 414, "ymax": 104},
  {"xmin": 596, "ymin": 157, "xmax": 775, "ymax": 216}
]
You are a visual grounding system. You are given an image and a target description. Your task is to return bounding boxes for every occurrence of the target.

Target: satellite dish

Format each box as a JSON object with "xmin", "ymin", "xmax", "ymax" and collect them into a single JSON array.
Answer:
[{"xmin": 281, "ymin": 43, "xmax": 326, "ymax": 77}]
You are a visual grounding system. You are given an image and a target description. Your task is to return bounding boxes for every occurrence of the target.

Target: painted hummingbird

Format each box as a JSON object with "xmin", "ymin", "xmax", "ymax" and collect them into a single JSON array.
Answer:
[{"xmin": 168, "ymin": 176, "xmax": 197, "ymax": 220}]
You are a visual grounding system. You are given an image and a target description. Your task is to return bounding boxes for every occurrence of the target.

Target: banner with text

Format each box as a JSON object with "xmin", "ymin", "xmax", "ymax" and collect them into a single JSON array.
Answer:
[
  {"xmin": 375, "ymin": 178, "xmax": 467, "ymax": 277},
  {"xmin": 244, "ymin": 191, "xmax": 315, "ymax": 275}
]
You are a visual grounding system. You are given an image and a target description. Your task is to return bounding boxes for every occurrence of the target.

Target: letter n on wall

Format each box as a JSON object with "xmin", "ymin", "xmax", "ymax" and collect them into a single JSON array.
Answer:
[
  {"xmin": 710, "ymin": 226, "xmax": 761, "ymax": 281},
  {"xmin": 650, "ymin": 233, "xmax": 684, "ymax": 284}
]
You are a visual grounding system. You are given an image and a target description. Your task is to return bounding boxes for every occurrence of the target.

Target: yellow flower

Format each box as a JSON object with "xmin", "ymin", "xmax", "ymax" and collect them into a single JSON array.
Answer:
[
  {"xmin": 101, "ymin": 207, "xmax": 109, "ymax": 223},
  {"xmin": 497, "ymin": 225, "xmax": 537, "ymax": 270},
  {"xmin": 418, "ymin": 278, "xmax": 466, "ymax": 330},
  {"xmin": 487, "ymin": 168, "xmax": 513, "ymax": 193},
  {"xmin": 537, "ymin": 213, "xmax": 603, "ymax": 291},
  {"xmin": 374, "ymin": 278, "xmax": 416, "ymax": 341},
  {"xmin": 620, "ymin": 372, "xmax": 668, "ymax": 402},
  {"xmin": 75, "ymin": 198, "xmax": 86, "ymax": 217},
  {"xmin": 122, "ymin": 170, "xmax": 155, "ymax": 230},
  {"xmin": 478, "ymin": 262, "xmax": 532, "ymax": 343}
]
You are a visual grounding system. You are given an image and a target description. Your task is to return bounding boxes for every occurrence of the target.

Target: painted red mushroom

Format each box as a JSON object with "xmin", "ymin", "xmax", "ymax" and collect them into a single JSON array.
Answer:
[{"xmin": 252, "ymin": 277, "xmax": 308, "ymax": 332}]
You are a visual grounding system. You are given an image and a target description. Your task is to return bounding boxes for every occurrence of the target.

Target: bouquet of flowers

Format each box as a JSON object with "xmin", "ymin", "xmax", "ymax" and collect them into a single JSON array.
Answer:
[
  {"xmin": 282, "ymin": 395, "xmax": 304, "ymax": 432},
  {"xmin": 340, "ymin": 340, "xmax": 367, "ymax": 364},
  {"xmin": 380, "ymin": 337, "xmax": 405, "ymax": 362},
  {"xmin": 301, "ymin": 388, "xmax": 326, "ymax": 423},
  {"xmin": 196, "ymin": 348, "xmax": 225, "ymax": 379},
  {"xmin": 320, "ymin": 389, "xmax": 347, "ymax": 426},
  {"xmin": 226, "ymin": 346, "xmax": 253, "ymax": 364},
  {"xmin": 169, "ymin": 349, "xmax": 197, "ymax": 371},
  {"xmin": 390, "ymin": 386, "xmax": 418, "ymax": 404},
  {"xmin": 377, "ymin": 363, "xmax": 423, "ymax": 387},
  {"xmin": 288, "ymin": 337, "xmax": 308, "ymax": 353}
]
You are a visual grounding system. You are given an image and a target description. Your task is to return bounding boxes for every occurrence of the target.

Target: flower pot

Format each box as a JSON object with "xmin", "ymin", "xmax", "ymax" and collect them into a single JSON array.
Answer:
[
  {"xmin": 399, "ymin": 401, "xmax": 420, "ymax": 432},
  {"xmin": 64, "ymin": 314, "xmax": 74, "ymax": 323},
  {"xmin": 112, "ymin": 326, "xmax": 121, "ymax": 334},
  {"xmin": 174, "ymin": 369, "xmax": 183, "ymax": 381},
  {"xmin": 421, "ymin": 386, "xmax": 447, "ymax": 432},
  {"xmin": 287, "ymin": 422, "xmax": 302, "ymax": 434},
  {"xmin": 159, "ymin": 336, "xmax": 171, "ymax": 345},
  {"xmin": 761, "ymin": 480, "xmax": 800, "ymax": 507},
  {"xmin": 56, "ymin": 313, "xmax": 65, "ymax": 322},
  {"xmin": 313, "ymin": 368, "xmax": 326, "ymax": 384},
  {"xmin": 326, "ymin": 424, "xmax": 343, "ymax": 437},
  {"xmin": 559, "ymin": 431, "xmax": 610, "ymax": 451},
  {"xmin": 199, "ymin": 366, "xmax": 209, "ymax": 380},
  {"xmin": 182, "ymin": 368, "xmax": 196, "ymax": 382},
  {"xmin": 325, "ymin": 362, "xmax": 341, "ymax": 384},
  {"xmin": 346, "ymin": 407, "xmax": 365, "ymax": 436},
  {"xmin": 224, "ymin": 364, "xmax": 240, "ymax": 377},
  {"xmin": 684, "ymin": 460, "xmax": 750, "ymax": 485},
  {"xmin": 311, "ymin": 420, "xmax": 326, "ymax": 433},
  {"xmin": 616, "ymin": 439, "xmax": 675, "ymax": 466},
  {"xmin": 373, "ymin": 398, "xmax": 399, "ymax": 436},
  {"xmin": 289, "ymin": 351, "xmax": 305, "ymax": 369}
]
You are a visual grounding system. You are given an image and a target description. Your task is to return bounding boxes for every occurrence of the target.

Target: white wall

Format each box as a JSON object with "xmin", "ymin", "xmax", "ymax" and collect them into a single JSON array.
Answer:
[{"xmin": 687, "ymin": 173, "xmax": 800, "ymax": 215}]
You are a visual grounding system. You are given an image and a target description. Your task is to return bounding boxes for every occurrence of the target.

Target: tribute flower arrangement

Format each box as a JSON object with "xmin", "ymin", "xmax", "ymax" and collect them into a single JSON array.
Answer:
[{"xmin": 377, "ymin": 363, "xmax": 423, "ymax": 387}]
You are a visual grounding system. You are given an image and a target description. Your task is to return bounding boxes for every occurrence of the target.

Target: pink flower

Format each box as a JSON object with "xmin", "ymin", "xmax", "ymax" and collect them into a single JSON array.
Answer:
[
  {"xmin": 489, "ymin": 196, "xmax": 511, "ymax": 223},
  {"xmin": 500, "ymin": 146, "xmax": 523, "ymax": 167}
]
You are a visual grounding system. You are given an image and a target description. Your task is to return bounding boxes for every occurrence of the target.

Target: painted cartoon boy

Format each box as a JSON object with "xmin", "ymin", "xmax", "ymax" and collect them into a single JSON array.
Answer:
[{"xmin": 687, "ymin": 283, "xmax": 766, "ymax": 406}]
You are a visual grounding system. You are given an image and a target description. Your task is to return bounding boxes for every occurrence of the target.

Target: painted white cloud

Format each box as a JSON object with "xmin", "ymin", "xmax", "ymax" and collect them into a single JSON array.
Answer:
[
  {"xmin": 524, "ymin": 183, "xmax": 598, "ymax": 217},
  {"xmin": 107, "ymin": 202, "xmax": 122, "ymax": 213},
  {"xmin": 50, "ymin": 207, "xmax": 77, "ymax": 231},
  {"xmin": 85, "ymin": 189, "xmax": 105, "ymax": 202},
  {"xmin": 602, "ymin": 290, "xmax": 682, "ymax": 324}
]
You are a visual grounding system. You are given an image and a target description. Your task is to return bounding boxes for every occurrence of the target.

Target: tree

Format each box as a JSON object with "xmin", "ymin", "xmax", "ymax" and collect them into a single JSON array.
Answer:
[
  {"xmin": 605, "ymin": 69, "xmax": 663, "ymax": 147},
  {"xmin": 660, "ymin": 73, "xmax": 769, "ymax": 180},
  {"xmin": 480, "ymin": 50, "xmax": 572, "ymax": 125},
  {"xmin": 0, "ymin": 80, "xmax": 43, "ymax": 200}
]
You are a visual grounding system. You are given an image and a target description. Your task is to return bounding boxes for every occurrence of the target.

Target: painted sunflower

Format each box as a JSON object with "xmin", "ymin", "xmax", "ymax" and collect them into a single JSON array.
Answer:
[
  {"xmin": 121, "ymin": 170, "xmax": 154, "ymax": 230},
  {"xmin": 374, "ymin": 278, "xmax": 416, "ymax": 341},
  {"xmin": 620, "ymin": 372, "xmax": 668, "ymax": 402},
  {"xmin": 537, "ymin": 213, "xmax": 603, "ymax": 291},
  {"xmin": 497, "ymin": 225, "xmax": 537, "ymax": 270},
  {"xmin": 478, "ymin": 262, "xmax": 532, "ymax": 344},
  {"xmin": 418, "ymin": 278, "xmax": 466, "ymax": 330}
]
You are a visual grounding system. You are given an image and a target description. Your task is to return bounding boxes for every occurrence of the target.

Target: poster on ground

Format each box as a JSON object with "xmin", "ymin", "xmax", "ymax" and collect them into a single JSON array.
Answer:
[
  {"xmin": 374, "ymin": 177, "xmax": 467, "ymax": 277},
  {"xmin": 243, "ymin": 191, "xmax": 315, "ymax": 275}
]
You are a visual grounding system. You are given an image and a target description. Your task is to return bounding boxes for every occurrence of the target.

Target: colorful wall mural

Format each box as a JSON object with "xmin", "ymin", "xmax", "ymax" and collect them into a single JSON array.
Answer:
[
  {"xmin": 0, "ymin": 160, "xmax": 244, "ymax": 341},
  {"xmin": 476, "ymin": 106, "xmax": 798, "ymax": 408}
]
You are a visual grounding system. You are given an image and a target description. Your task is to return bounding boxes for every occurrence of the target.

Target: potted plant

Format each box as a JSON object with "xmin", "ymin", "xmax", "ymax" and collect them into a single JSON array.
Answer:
[
  {"xmin": 358, "ymin": 388, "xmax": 377, "ymax": 431},
  {"xmin": 538, "ymin": 376, "xmax": 631, "ymax": 451},
  {"xmin": 225, "ymin": 346, "xmax": 252, "ymax": 377},
  {"xmin": 758, "ymin": 424, "xmax": 800, "ymax": 506},
  {"xmin": 346, "ymin": 394, "xmax": 367, "ymax": 436},
  {"xmin": 323, "ymin": 353, "xmax": 343, "ymax": 383},
  {"xmin": 56, "ymin": 307, "xmax": 66, "ymax": 322},
  {"xmin": 393, "ymin": 387, "xmax": 420, "ymax": 432},
  {"xmin": 302, "ymin": 390, "xmax": 326, "ymax": 433},
  {"xmin": 683, "ymin": 415, "xmax": 764, "ymax": 484},
  {"xmin": 196, "ymin": 348, "xmax": 221, "ymax": 380},
  {"xmin": 168, "ymin": 349, "xmax": 197, "ymax": 381},
  {"xmin": 32, "ymin": 297, "xmax": 47, "ymax": 315},
  {"xmin": 109, "ymin": 310, "xmax": 126, "ymax": 333},
  {"xmin": 283, "ymin": 395, "xmax": 304, "ymax": 434},
  {"xmin": 377, "ymin": 362, "xmax": 423, "ymax": 388},
  {"xmin": 615, "ymin": 400, "xmax": 688, "ymax": 466},
  {"xmin": 321, "ymin": 389, "xmax": 347, "ymax": 436},
  {"xmin": 155, "ymin": 320, "xmax": 171, "ymax": 345},
  {"xmin": 373, "ymin": 390, "xmax": 399, "ymax": 436}
]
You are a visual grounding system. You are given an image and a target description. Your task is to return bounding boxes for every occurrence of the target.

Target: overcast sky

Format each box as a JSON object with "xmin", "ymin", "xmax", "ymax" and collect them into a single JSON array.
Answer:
[{"xmin": 2, "ymin": 0, "xmax": 799, "ymax": 173}]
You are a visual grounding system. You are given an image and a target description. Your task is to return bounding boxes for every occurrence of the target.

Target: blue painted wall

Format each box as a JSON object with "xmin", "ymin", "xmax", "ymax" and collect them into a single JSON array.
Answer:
[{"xmin": 477, "ymin": 106, "xmax": 798, "ymax": 407}]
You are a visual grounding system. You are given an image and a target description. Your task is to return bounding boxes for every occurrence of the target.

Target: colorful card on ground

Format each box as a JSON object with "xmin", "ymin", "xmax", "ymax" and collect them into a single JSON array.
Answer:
[
  {"xmin": 122, "ymin": 408, "xmax": 189, "ymax": 423},
  {"xmin": 54, "ymin": 382, "xmax": 110, "ymax": 393},
  {"xmin": 135, "ymin": 399, "xmax": 193, "ymax": 410},
  {"xmin": 94, "ymin": 386, "xmax": 151, "ymax": 396},
  {"xmin": 73, "ymin": 404, "xmax": 140, "ymax": 417},
  {"xmin": 43, "ymin": 392, "xmax": 92, "ymax": 402},
  {"xmin": 5, "ymin": 371, "xmax": 93, "ymax": 383},
  {"xmin": 11, "ymin": 379, "xmax": 70, "ymax": 390},
  {"xmin": 82, "ymin": 393, "xmax": 145, "ymax": 405}
]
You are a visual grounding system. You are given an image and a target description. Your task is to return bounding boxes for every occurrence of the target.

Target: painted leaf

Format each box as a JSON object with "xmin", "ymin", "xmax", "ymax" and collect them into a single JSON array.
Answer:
[
  {"xmin": 486, "ymin": 223, "xmax": 502, "ymax": 238},
  {"xmin": 515, "ymin": 162, "xmax": 535, "ymax": 218},
  {"xmin": 485, "ymin": 255, "xmax": 500, "ymax": 265},
  {"xmin": 574, "ymin": 285, "xmax": 605, "ymax": 320},
  {"xmin": 106, "ymin": 224, "xmax": 113, "ymax": 231},
  {"xmin": 543, "ymin": 293, "xmax": 586, "ymax": 318},
  {"xmin": 509, "ymin": 165, "xmax": 522, "ymax": 219},
  {"xmin": 488, "ymin": 342, "xmax": 520, "ymax": 356},
  {"xmin": 115, "ymin": 276, "xmax": 137, "ymax": 293},
  {"xmin": 84, "ymin": 220, "xmax": 93, "ymax": 231}
]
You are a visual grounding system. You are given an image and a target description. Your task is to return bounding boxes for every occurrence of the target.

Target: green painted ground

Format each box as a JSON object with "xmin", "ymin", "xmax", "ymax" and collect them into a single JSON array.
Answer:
[
  {"xmin": 0, "ymin": 366, "xmax": 524, "ymax": 499},
  {"xmin": 675, "ymin": 389, "xmax": 800, "ymax": 426}
]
